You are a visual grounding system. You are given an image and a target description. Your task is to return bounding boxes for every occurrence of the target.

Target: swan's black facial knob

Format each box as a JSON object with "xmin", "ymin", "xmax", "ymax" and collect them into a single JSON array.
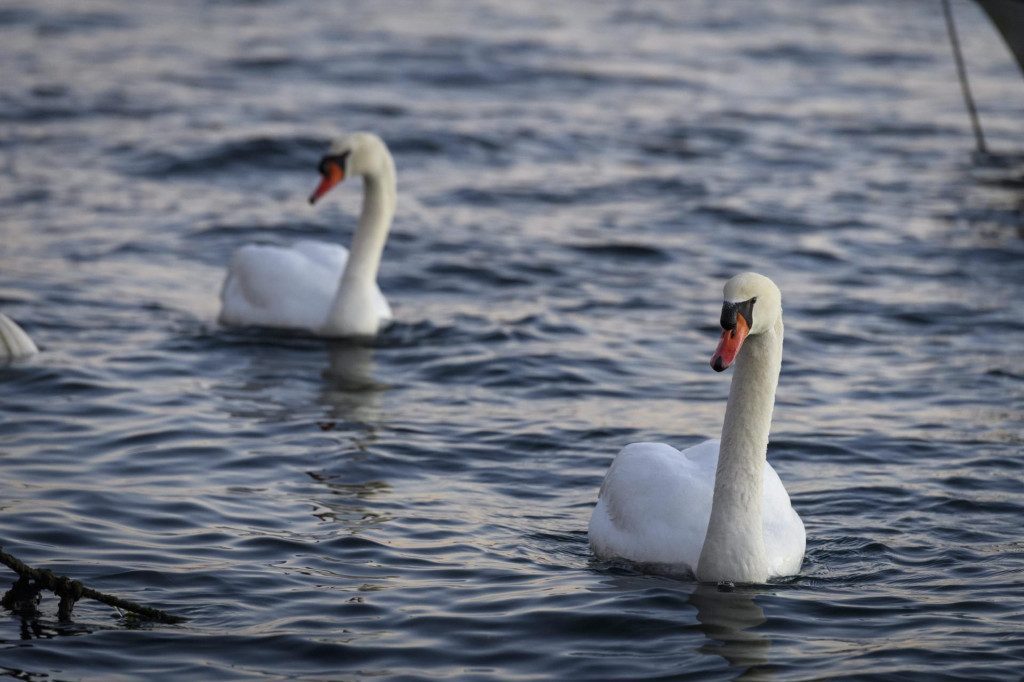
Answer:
[
  {"xmin": 310, "ymin": 153, "xmax": 350, "ymax": 205},
  {"xmin": 720, "ymin": 297, "xmax": 756, "ymax": 332},
  {"xmin": 318, "ymin": 152, "xmax": 349, "ymax": 177}
]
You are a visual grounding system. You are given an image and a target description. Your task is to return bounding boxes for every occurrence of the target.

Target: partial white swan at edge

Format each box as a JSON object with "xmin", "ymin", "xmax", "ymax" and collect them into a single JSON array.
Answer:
[
  {"xmin": 589, "ymin": 272, "xmax": 805, "ymax": 583},
  {"xmin": 218, "ymin": 132, "xmax": 396, "ymax": 338},
  {"xmin": 0, "ymin": 313, "xmax": 38, "ymax": 360}
]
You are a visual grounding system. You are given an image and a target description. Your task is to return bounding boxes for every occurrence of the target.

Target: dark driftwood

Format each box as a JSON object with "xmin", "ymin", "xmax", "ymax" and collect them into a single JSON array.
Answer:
[{"xmin": 0, "ymin": 545, "xmax": 186, "ymax": 624}]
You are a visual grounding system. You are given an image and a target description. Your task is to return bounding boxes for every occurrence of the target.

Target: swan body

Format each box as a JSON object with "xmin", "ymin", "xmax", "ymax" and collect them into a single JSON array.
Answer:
[
  {"xmin": 589, "ymin": 273, "xmax": 805, "ymax": 583},
  {"xmin": 219, "ymin": 241, "xmax": 391, "ymax": 332},
  {"xmin": 0, "ymin": 313, "xmax": 38, "ymax": 360},
  {"xmin": 589, "ymin": 440, "xmax": 804, "ymax": 579},
  {"xmin": 219, "ymin": 132, "xmax": 396, "ymax": 338}
]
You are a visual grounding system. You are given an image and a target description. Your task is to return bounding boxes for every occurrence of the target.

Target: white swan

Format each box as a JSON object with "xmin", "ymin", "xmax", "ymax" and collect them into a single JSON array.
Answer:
[
  {"xmin": 219, "ymin": 132, "xmax": 396, "ymax": 338},
  {"xmin": 589, "ymin": 272, "xmax": 805, "ymax": 583},
  {"xmin": 0, "ymin": 313, "xmax": 38, "ymax": 360}
]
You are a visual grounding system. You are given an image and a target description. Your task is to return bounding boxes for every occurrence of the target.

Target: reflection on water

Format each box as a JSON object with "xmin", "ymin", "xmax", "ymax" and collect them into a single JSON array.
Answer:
[
  {"xmin": 320, "ymin": 342, "xmax": 390, "ymax": 424},
  {"xmin": 322, "ymin": 342, "xmax": 378, "ymax": 392},
  {"xmin": 307, "ymin": 473, "xmax": 394, "ymax": 530},
  {"xmin": 689, "ymin": 584, "xmax": 776, "ymax": 682},
  {"xmin": 1, "ymin": 0, "xmax": 1022, "ymax": 678},
  {"xmin": 207, "ymin": 338, "xmax": 389, "ymax": 427}
]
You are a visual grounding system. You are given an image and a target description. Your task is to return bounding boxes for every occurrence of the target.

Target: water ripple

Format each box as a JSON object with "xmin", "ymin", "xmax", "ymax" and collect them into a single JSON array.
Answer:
[{"xmin": 1, "ymin": 0, "xmax": 1022, "ymax": 680}]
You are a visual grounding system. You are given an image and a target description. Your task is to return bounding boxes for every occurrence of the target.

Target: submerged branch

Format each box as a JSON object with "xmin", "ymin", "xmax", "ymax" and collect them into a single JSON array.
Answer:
[{"xmin": 0, "ymin": 545, "xmax": 186, "ymax": 624}]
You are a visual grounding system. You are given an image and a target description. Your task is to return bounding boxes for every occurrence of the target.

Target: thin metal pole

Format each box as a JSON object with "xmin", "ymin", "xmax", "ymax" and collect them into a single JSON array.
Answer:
[{"xmin": 942, "ymin": 0, "xmax": 988, "ymax": 153}]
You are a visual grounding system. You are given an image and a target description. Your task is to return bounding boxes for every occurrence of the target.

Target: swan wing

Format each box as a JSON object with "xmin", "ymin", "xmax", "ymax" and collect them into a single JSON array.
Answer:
[
  {"xmin": 294, "ymin": 240, "xmax": 393, "ymax": 329},
  {"xmin": 296, "ymin": 240, "xmax": 393, "ymax": 330},
  {"xmin": 0, "ymin": 313, "xmax": 38, "ymax": 359},
  {"xmin": 762, "ymin": 461, "xmax": 806, "ymax": 577},
  {"xmin": 218, "ymin": 241, "xmax": 347, "ymax": 331},
  {"xmin": 589, "ymin": 440, "xmax": 719, "ymax": 571},
  {"xmin": 374, "ymin": 285, "xmax": 393, "ymax": 328}
]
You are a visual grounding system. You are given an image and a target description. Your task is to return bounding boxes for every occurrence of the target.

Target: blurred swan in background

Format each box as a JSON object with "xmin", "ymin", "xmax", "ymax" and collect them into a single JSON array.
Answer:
[
  {"xmin": 0, "ymin": 313, "xmax": 38, "ymax": 360},
  {"xmin": 589, "ymin": 273, "xmax": 805, "ymax": 584},
  {"xmin": 219, "ymin": 132, "xmax": 395, "ymax": 338}
]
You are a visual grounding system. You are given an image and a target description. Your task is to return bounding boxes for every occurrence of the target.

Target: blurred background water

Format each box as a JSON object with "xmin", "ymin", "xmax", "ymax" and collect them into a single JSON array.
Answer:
[{"xmin": 1, "ymin": 0, "xmax": 1023, "ymax": 680}]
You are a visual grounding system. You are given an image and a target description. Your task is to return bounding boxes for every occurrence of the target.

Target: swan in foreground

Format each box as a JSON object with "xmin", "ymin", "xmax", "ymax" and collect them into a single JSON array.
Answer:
[
  {"xmin": 0, "ymin": 313, "xmax": 38, "ymax": 360},
  {"xmin": 219, "ymin": 132, "xmax": 395, "ymax": 338},
  {"xmin": 589, "ymin": 273, "xmax": 805, "ymax": 583}
]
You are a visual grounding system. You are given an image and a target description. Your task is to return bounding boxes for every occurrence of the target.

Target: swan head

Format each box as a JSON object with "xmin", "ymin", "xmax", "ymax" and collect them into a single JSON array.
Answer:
[
  {"xmin": 309, "ymin": 132, "xmax": 392, "ymax": 205},
  {"xmin": 711, "ymin": 272, "xmax": 782, "ymax": 372}
]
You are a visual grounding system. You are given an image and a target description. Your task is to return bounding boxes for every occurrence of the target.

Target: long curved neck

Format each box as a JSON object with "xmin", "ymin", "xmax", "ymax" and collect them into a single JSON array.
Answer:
[
  {"xmin": 321, "ymin": 152, "xmax": 396, "ymax": 337},
  {"xmin": 697, "ymin": 317, "xmax": 783, "ymax": 583},
  {"xmin": 340, "ymin": 164, "xmax": 396, "ymax": 285}
]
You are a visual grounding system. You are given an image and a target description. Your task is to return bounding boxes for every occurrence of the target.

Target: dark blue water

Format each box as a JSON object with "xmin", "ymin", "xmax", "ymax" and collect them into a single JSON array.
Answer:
[{"xmin": 2, "ymin": 0, "xmax": 1023, "ymax": 679}]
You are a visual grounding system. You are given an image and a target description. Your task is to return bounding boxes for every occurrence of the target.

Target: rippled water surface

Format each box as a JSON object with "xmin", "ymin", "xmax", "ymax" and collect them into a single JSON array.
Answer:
[{"xmin": 2, "ymin": 0, "xmax": 1023, "ymax": 680}]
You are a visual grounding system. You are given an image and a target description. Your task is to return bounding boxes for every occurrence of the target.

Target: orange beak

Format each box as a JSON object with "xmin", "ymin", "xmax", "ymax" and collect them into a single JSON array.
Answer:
[
  {"xmin": 309, "ymin": 161, "xmax": 345, "ymax": 205},
  {"xmin": 711, "ymin": 313, "xmax": 750, "ymax": 372}
]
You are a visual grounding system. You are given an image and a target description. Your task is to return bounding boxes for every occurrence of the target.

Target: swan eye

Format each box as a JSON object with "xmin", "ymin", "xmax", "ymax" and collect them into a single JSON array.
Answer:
[
  {"xmin": 720, "ymin": 297, "xmax": 756, "ymax": 331},
  {"xmin": 318, "ymin": 152, "xmax": 349, "ymax": 176}
]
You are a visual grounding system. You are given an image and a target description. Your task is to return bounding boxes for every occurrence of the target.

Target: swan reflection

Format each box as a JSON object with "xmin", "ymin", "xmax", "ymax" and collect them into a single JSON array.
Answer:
[
  {"xmin": 689, "ymin": 584, "xmax": 776, "ymax": 681},
  {"xmin": 322, "ymin": 342, "xmax": 378, "ymax": 391},
  {"xmin": 319, "ymin": 341, "xmax": 390, "ymax": 424}
]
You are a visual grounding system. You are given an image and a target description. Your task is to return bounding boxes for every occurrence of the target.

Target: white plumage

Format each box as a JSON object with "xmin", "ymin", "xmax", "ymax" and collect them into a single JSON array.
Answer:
[
  {"xmin": 0, "ymin": 313, "xmax": 38, "ymax": 360},
  {"xmin": 589, "ymin": 273, "xmax": 806, "ymax": 583},
  {"xmin": 219, "ymin": 240, "xmax": 391, "ymax": 332},
  {"xmin": 589, "ymin": 439, "xmax": 804, "ymax": 578},
  {"xmin": 218, "ymin": 132, "xmax": 396, "ymax": 338}
]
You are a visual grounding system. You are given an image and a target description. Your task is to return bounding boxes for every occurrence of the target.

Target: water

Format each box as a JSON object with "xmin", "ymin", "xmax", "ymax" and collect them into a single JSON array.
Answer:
[{"xmin": 1, "ymin": 0, "xmax": 1023, "ymax": 679}]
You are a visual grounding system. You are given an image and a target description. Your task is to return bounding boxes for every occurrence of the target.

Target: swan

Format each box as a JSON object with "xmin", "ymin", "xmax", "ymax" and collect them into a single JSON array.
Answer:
[
  {"xmin": 0, "ymin": 313, "xmax": 38, "ymax": 360},
  {"xmin": 0, "ymin": 311, "xmax": 37, "ymax": 358},
  {"xmin": 589, "ymin": 272, "xmax": 805, "ymax": 583},
  {"xmin": 218, "ymin": 132, "xmax": 396, "ymax": 338}
]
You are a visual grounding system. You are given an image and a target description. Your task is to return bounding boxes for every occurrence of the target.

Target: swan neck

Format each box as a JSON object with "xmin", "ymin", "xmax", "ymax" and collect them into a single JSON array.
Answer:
[
  {"xmin": 697, "ymin": 318, "xmax": 783, "ymax": 582},
  {"xmin": 719, "ymin": 318, "xmax": 782, "ymax": 469},
  {"xmin": 340, "ymin": 166, "xmax": 396, "ymax": 285}
]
